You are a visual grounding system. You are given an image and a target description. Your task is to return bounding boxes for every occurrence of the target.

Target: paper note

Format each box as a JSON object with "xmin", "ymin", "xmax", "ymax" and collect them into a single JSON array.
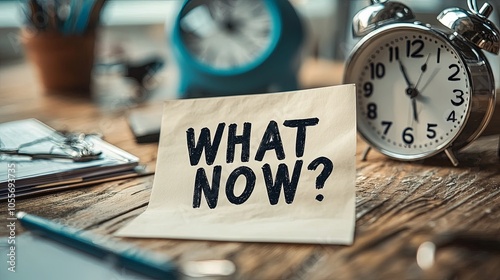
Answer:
[{"xmin": 116, "ymin": 85, "xmax": 356, "ymax": 244}]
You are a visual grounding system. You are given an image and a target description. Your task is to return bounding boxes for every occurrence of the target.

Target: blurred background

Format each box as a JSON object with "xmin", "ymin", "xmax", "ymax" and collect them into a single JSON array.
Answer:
[
  {"xmin": 2, "ymin": 1, "xmax": 499, "ymax": 59},
  {"xmin": 0, "ymin": 0, "xmax": 498, "ymax": 104}
]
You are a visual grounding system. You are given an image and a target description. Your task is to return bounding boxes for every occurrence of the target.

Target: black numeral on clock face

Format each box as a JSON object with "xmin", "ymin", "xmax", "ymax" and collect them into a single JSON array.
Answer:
[
  {"xmin": 448, "ymin": 64, "xmax": 461, "ymax": 81},
  {"xmin": 447, "ymin": 111, "xmax": 457, "ymax": 122},
  {"xmin": 364, "ymin": 82, "xmax": 373, "ymax": 97},
  {"xmin": 451, "ymin": 89, "xmax": 465, "ymax": 106},
  {"xmin": 381, "ymin": 121, "xmax": 392, "ymax": 135},
  {"xmin": 406, "ymin": 39, "xmax": 424, "ymax": 58},
  {"xmin": 389, "ymin": 46, "xmax": 400, "ymax": 62},
  {"xmin": 370, "ymin": 63, "xmax": 385, "ymax": 79},
  {"xmin": 367, "ymin": 103, "xmax": 377, "ymax": 119},
  {"xmin": 426, "ymin": 123, "xmax": 437, "ymax": 139},
  {"xmin": 402, "ymin": 127, "xmax": 414, "ymax": 144}
]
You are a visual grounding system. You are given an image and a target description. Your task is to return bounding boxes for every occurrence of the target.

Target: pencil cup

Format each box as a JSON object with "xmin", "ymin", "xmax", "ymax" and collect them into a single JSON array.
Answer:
[{"xmin": 22, "ymin": 30, "xmax": 96, "ymax": 94}]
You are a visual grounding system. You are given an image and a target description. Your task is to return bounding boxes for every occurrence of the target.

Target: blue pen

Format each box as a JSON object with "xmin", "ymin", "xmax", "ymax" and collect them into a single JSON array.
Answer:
[
  {"xmin": 74, "ymin": 0, "xmax": 96, "ymax": 34},
  {"xmin": 16, "ymin": 212, "xmax": 179, "ymax": 280},
  {"xmin": 62, "ymin": 0, "xmax": 77, "ymax": 34}
]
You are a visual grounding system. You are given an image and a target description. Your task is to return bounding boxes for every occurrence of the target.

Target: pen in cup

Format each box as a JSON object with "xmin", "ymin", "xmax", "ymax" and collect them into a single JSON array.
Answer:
[{"xmin": 22, "ymin": 0, "xmax": 106, "ymax": 34}]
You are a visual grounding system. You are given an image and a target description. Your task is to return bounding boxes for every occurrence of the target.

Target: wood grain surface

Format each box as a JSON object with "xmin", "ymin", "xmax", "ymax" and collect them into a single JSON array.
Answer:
[{"xmin": 1, "ymin": 59, "xmax": 499, "ymax": 280}]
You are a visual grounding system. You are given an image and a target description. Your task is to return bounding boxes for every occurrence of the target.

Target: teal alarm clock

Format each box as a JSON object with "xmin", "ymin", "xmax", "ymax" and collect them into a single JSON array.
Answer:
[{"xmin": 171, "ymin": 0, "xmax": 304, "ymax": 98}]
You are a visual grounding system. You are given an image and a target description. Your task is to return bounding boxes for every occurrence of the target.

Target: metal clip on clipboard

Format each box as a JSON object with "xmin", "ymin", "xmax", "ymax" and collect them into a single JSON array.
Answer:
[{"xmin": 0, "ymin": 132, "xmax": 102, "ymax": 162}]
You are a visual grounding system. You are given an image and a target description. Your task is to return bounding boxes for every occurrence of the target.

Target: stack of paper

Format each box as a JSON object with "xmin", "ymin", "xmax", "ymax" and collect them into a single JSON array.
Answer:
[{"xmin": 0, "ymin": 119, "xmax": 141, "ymax": 199}]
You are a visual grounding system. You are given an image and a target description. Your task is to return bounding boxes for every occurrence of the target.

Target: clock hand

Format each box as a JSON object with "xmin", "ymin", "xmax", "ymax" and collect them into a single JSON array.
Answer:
[
  {"xmin": 414, "ymin": 54, "xmax": 431, "ymax": 91},
  {"xmin": 211, "ymin": 0, "xmax": 231, "ymax": 21},
  {"xmin": 414, "ymin": 57, "xmax": 439, "ymax": 110},
  {"xmin": 411, "ymin": 55, "xmax": 429, "ymax": 123},
  {"xmin": 412, "ymin": 98, "xmax": 418, "ymax": 122},
  {"xmin": 418, "ymin": 68, "xmax": 440, "ymax": 95},
  {"xmin": 405, "ymin": 87, "xmax": 419, "ymax": 122},
  {"xmin": 398, "ymin": 60, "xmax": 420, "ymax": 122},
  {"xmin": 181, "ymin": 6, "xmax": 218, "ymax": 38},
  {"xmin": 398, "ymin": 59, "xmax": 414, "ymax": 88},
  {"xmin": 405, "ymin": 55, "xmax": 431, "ymax": 122}
]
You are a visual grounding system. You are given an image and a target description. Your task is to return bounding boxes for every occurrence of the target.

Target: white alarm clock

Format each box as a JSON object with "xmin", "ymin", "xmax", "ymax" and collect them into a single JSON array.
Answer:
[{"xmin": 344, "ymin": 0, "xmax": 499, "ymax": 166}]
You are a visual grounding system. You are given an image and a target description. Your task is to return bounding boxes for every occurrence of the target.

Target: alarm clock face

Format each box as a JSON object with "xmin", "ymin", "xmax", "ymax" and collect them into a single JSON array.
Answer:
[
  {"xmin": 344, "ymin": 24, "xmax": 471, "ymax": 160},
  {"xmin": 178, "ymin": 0, "xmax": 276, "ymax": 72}
]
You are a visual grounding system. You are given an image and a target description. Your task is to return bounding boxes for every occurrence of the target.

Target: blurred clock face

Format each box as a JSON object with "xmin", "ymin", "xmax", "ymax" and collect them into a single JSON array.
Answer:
[{"xmin": 179, "ymin": 0, "xmax": 275, "ymax": 71}]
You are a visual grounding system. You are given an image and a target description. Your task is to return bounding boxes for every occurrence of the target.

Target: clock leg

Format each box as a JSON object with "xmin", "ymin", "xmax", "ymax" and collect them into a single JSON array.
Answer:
[
  {"xmin": 444, "ymin": 148, "xmax": 460, "ymax": 167},
  {"xmin": 361, "ymin": 146, "xmax": 372, "ymax": 161}
]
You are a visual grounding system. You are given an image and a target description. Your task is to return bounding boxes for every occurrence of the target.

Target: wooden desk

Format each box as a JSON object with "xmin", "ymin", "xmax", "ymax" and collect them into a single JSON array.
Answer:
[{"xmin": 1, "ymin": 58, "xmax": 499, "ymax": 280}]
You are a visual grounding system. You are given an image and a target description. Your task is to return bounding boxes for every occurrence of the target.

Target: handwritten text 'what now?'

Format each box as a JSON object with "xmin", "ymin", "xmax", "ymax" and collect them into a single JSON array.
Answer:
[{"xmin": 186, "ymin": 118, "xmax": 335, "ymax": 209}]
